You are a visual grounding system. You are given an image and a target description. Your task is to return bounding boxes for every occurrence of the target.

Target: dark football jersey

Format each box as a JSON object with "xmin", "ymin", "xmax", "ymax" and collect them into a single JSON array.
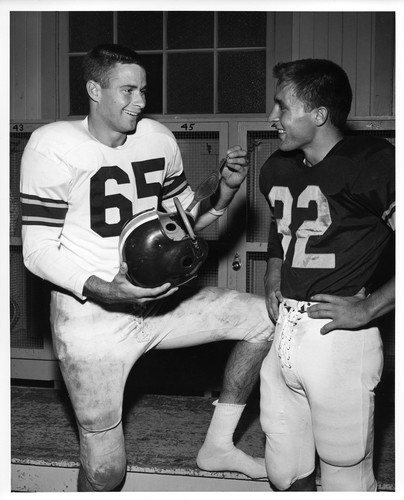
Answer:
[{"xmin": 259, "ymin": 135, "xmax": 395, "ymax": 300}]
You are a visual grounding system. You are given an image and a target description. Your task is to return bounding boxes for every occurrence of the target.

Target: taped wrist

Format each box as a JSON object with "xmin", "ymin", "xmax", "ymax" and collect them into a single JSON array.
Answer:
[{"xmin": 208, "ymin": 207, "xmax": 227, "ymax": 217}]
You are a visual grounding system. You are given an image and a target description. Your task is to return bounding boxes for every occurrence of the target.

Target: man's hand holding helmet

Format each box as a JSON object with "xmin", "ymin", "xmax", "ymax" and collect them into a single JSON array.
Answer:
[{"xmin": 83, "ymin": 264, "xmax": 178, "ymax": 306}]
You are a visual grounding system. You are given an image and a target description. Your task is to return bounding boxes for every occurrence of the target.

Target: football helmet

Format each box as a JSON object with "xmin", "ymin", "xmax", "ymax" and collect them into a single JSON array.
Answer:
[{"xmin": 119, "ymin": 198, "xmax": 208, "ymax": 288}]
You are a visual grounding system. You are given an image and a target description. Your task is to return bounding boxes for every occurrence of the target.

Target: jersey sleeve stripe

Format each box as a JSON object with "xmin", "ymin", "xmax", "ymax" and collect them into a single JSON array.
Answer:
[
  {"xmin": 20, "ymin": 192, "xmax": 68, "ymax": 205},
  {"xmin": 162, "ymin": 174, "xmax": 189, "ymax": 200},
  {"xmin": 22, "ymin": 217, "xmax": 65, "ymax": 227},
  {"xmin": 382, "ymin": 201, "xmax": 395, "ymax": 230},
  {"xmin": 162, "ymin": 181, "xmax": 188, "ymax": 200},
  {"xmin": 21, "ymin": 194, "xmax": 68, "ymax": 226}
]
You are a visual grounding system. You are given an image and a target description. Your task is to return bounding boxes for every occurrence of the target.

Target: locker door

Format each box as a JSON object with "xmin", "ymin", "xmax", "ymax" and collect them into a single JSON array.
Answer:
[
  {"xmin": 10, "ymin": 125, "xmax": 59, "ymax": 381},
  {"xmin": 164, "ymin": 121, "xmax": 230, "ymax": 289},
  {"xmin": 226, "ymin": 121, "xmax": 279, "ymax": 295}
]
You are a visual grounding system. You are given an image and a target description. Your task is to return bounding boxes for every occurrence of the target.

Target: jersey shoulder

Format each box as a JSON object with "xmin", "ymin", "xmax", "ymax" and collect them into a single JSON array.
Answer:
[
  {"xmin": 134, "ymin": 118, "xmax": 176, "ymax": 141},
  {"xmin": 260, "ymin": 148, "xmax": 302, "ymax": 174},
  {"xmin": 259, "ymin": 149, "xmax": 302, "ymax": 194},
  {"xmin": 332, "ymin": 135, "xmax": 394, "ymax": 163},
  {"xmin": 269, "ymin": 148, "xmax": 302, "ymax": 162},
  {"xmin": 26, "ymin": 120, "xmax": 92, "ymax": 161}
]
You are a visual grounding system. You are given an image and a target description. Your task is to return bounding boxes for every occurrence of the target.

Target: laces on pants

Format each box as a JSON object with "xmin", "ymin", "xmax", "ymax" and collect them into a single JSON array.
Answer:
[{"xmin": 277, "ymin": 302, "xmax": 311, "ymax": 369}]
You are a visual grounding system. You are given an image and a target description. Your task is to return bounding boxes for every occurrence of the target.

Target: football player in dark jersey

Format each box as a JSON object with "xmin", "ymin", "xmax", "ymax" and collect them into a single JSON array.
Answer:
[{"xmin": 259, "ymin": 58, "xmax": 395, "ymax": 491}]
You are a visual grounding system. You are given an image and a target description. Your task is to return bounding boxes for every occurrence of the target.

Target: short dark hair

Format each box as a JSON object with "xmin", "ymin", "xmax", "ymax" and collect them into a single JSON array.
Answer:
[
  {"xmin": 82, "ymin": 44, "xmax": 145, "ymax": 88},
  {"xmin": 273, "ymin": 59, "xmax": 352, "ymax": 130}
]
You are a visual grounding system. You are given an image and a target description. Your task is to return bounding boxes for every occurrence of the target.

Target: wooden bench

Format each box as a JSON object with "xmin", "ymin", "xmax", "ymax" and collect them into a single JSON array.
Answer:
[{"xmin": 11, "ymin": 382, "xmax": 394, "ymax": 492}]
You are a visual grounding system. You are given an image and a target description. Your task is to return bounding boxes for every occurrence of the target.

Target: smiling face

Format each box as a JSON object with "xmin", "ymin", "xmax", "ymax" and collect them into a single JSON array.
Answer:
[
  {"xmin": 88, "ymin": 62, "xmax": 147, "ymax": 147},
  {"xmin": 268, "ymin": 82, "xmax": 317, "ymax": 153}
]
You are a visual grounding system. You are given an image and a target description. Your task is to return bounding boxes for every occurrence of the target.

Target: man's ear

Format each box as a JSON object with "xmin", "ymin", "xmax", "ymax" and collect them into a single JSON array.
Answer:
[
  {"xmin": 314, "ymin": 106, "xmax": 328, "ymax": 127},
  {"xmin": 86, "ymin": 80, "xmax": 101, "ymax": 103}
]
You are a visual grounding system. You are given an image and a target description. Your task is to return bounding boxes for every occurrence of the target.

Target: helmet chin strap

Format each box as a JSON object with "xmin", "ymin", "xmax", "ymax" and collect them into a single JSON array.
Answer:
[{"xmin": 174, "ymin": 197, "xmax": 196, "ymax": 240}]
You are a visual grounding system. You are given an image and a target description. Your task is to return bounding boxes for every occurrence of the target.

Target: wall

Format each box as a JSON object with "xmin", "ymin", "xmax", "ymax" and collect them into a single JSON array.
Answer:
[
  {"xmin": 269, "ymin": 12, "xmax": 395, "ymax": 118},
  {"xmin": 10, "ymin": 12, "xmax": 57, "ymax": 121},
  {"xmin": 10, "ymin": 11, "xmax": 395, "ymax": 123}
]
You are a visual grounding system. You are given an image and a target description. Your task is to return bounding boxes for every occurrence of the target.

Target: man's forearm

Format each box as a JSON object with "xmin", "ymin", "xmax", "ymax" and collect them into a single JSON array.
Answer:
[
  {"xmin": 210, "ymin": 180, "xmax": 240, "ymax": 211},
  {"xmin": 264, "ymin": 257, "xmax": 283, "ymax": 322},
  {"xmin": 82, "ymin": 275, "xmax": 112, "ymax": 302},
  {"xmin": 22, "ymin": 230, "xmax": 92, "ymax": 300},
  {"xmin": 364, "ymin": 276, "xmax": 395, "ymax": 322},
  {"xmin": 264, "ymin": 257, "xmax": 283, "ymax": 285},
  {"xmin": 194, "ymin": 182, "xmax": 239, "ymax": 231}
]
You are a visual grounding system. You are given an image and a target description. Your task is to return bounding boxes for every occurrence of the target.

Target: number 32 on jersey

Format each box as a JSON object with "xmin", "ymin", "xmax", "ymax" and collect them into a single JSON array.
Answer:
[{"xmin": 269, "ymin": 185, "xmax": 336, "ymax": 269}]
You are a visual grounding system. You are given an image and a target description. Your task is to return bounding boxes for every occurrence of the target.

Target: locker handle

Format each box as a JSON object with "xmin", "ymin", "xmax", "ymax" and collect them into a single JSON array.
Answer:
[{"xmin": 232, "ymin": 253, "xmax": 242, "ymax": 271}]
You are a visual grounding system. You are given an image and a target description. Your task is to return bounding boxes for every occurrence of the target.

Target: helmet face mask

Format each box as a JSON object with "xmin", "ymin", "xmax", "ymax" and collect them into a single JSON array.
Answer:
[{"xmin": 119, "ymin": 208, "xmax": 209, "ymax": 288}]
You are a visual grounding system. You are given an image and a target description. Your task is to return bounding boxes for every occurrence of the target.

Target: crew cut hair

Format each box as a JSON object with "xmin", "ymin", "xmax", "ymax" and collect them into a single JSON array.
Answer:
[
  {"xmin": 82, "ymin": 43, "xmax": 145, "ymax": 88},
  {"xmin": 273, "ymin": 58, "xmax": 353, "ymax": 130}
]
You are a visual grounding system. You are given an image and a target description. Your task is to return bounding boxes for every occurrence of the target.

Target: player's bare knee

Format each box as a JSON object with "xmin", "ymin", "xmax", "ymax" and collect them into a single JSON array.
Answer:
[
  {"xmin": 80, "ymin": 421, "xmax": 127, "ymax": 491},
  {"xmin": 85, "ymin": 455, "xmax": 127, "ymax": 491},
  {"xmin": 267, "ymin": 470, "xmax": 299, "ymax": 491}
]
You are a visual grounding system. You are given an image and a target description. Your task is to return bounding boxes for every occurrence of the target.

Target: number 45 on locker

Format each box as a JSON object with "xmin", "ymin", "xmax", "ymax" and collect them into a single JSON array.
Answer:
[{"xmin": 180, "ymin": 123, "xmax": 195, "ymax": 131}]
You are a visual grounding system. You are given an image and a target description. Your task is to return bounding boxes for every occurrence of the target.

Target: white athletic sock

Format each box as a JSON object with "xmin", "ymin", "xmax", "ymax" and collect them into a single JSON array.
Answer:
[
  {"xmin": 205, "ymin": 400, "xmax": 245, "ymax": 447},
  {"xmin": 196, "ymin": 400, "xmax": 267, "ymax": 479}
]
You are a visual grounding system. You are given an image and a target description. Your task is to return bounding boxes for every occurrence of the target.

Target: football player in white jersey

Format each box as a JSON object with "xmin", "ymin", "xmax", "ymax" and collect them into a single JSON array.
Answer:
[
  {"xmin": 259, "ymin": 58, "xmax": 395, "ymax": 491},
  {"xmin": 20, "ymin": 44, "xmax": 274, "ymax": 492}
]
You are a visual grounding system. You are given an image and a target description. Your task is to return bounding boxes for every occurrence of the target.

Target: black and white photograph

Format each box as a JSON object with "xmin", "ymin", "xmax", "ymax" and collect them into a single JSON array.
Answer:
[{"xmin": 2, "ymin": 0, "xmax": 400, "ymax": 496}]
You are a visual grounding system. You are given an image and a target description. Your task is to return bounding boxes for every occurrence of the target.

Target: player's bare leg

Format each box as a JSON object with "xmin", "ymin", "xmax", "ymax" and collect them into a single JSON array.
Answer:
[{"xmin": 197, "ymin": 340, "xmax": 271, "ymax": 478}]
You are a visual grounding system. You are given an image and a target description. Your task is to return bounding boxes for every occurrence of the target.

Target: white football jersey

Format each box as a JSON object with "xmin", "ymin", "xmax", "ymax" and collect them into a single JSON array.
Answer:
[{"xmin": 20, "ymin": 117, "xmax": 196, "ymax": 298}]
